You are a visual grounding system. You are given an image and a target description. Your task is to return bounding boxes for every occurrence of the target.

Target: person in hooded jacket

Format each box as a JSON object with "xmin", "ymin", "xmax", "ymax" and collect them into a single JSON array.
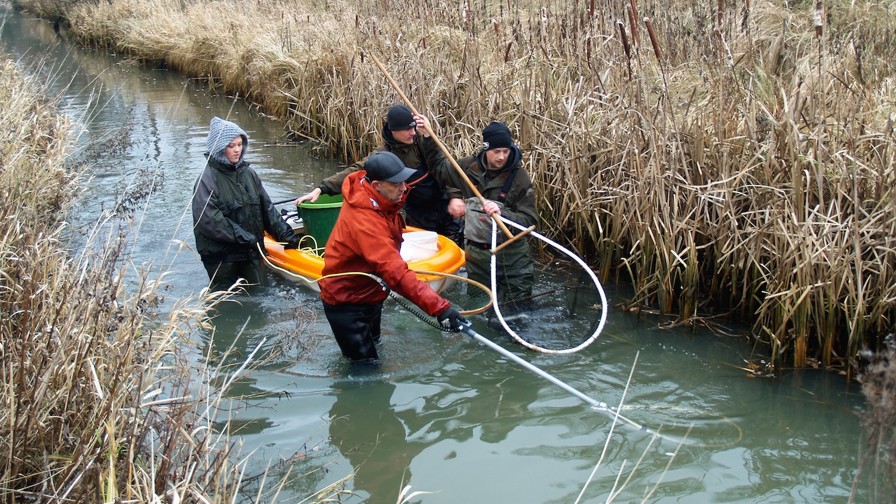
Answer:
[
  {"xmin": 295, "ymin": 104, "xmax": 463, "ymax": 246},
  {"xmin": 192, "ymin": 116, "xmax": 300, "ymax": 291},
  {"xmin": 319, "ymin": 151, "xmax": 467, "ymax": 363},
  {"xmin": 421, "ymin": 120, "xmax": 537, "ymax": 307}
]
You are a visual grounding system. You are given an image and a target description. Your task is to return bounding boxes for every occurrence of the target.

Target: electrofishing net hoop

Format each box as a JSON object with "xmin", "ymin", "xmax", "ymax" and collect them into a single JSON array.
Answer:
[{"xmin": 488, "ymin": 215, "xmax": 608, "ymax": 354}]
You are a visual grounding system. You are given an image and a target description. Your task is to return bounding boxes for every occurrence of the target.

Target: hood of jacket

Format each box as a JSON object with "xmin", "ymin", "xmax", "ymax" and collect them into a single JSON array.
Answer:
[
  {"xmin": 380, "ymin": 122, "xmax": 402, "ymax": 150},
  {"xmin": 342, "ymin": 168, "xmax": 407, "ymax": 215}
]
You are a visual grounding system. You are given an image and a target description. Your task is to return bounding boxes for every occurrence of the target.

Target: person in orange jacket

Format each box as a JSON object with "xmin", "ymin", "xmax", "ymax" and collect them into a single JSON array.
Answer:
[{"xmin": 318, "ymin": 151, "xmax": 466, "ymax": 363}]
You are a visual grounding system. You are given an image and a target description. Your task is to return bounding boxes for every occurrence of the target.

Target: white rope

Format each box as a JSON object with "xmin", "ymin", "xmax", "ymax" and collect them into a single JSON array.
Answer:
[{"xmin": 488, "ymin": 215, "xmax": 608, "ymax": 354}]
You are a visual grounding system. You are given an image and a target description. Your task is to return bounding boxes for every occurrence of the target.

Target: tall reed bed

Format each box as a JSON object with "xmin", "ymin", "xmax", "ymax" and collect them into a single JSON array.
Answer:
[
  {"xmin": 0, "ymin": 55, "xmax": 321, "ymax": 501},
  {"xmin": 24, "ymin": 0, "xmax": 896, "ymax": 373}
]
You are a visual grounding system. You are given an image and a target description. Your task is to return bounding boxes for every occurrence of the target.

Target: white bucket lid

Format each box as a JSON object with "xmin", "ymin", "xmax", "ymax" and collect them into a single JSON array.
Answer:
[{"xmin": 400, "ymin": 231, "xmax": 439, "ymax": 261}]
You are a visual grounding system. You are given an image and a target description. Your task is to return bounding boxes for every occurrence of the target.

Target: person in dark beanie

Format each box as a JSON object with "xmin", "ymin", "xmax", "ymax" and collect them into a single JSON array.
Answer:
[
  {"xmin": 481, "ymin": 121, "xmax": 514, "ymax": 151},
  {"xmin": 319, "ymin": 151, "xmax": 467, "ymax": 363},
  {"xmin": 421, "ymin": 119, "xmax": 537, "ymax": 310},
  {"xmin": 296, "ymin": 104, "xmax": 463, "ymax": 246},
  {"xmin": 386, "ymin": 103, "xmax": 417, "ymax": 131},
  {"xmin": 191, "ymin": 116, "xmax": 300, "ymax": 291}
]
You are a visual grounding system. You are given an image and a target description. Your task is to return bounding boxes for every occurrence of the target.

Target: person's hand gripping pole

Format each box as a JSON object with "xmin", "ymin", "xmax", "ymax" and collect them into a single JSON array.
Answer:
[{"xmin": 367, "ymin": 52, "xmax": 526, "ymax": 245}]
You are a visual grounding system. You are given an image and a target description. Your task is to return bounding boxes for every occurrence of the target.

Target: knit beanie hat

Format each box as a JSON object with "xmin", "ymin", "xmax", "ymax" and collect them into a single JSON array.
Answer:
[
  {"xmin": 207, "ymin": 116, "xmax": 248, "ymax": 165},
  {"xmin": 386, "ymin": 104, "xmax": 416, "ymax": 131},
  {"xmin": 482, "ymin": 121, "xmax": 513, "ymax": 151}
]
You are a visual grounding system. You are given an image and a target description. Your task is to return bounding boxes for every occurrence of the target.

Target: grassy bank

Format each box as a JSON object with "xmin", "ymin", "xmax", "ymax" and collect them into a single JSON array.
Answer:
[
  {"xmin": 0, "ymin": 53, "xmax": 303, "ymax": 501},
  {"xmin": 18, "ymin": 0, "xmax": 896, "ymax": 373}
]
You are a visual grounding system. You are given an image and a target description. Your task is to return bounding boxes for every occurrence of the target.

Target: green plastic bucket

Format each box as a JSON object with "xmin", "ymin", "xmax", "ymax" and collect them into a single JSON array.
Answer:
[{"xmin": 297, "ymin": 194, "xmax": 343, "ymax": 249}]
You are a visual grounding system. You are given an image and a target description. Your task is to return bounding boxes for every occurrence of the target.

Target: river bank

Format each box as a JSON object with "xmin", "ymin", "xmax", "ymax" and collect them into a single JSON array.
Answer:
[
  {"xmin": 0, "ymin": 50, "xmax": 304, "ymax": 502},
  {"xmin": 19, "ymin": 0, "xmax": 896, "ymax": 373}
]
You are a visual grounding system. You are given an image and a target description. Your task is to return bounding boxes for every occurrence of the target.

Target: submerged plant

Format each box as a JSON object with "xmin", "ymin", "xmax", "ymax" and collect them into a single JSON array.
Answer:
[{"xmin": 854, "ymin": 337, "xmax": 896, "ymax": 502}]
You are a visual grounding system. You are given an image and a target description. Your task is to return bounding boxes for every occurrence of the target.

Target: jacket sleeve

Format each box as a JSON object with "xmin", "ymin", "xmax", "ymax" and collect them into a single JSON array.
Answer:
[
  {"xmin": 500, "ymin": 169, "xmax": 538, "ymax": 228},
  {"xmin": 421, "ymin": 137, "xmax": 464, "ymax": 201},
  {"xmin": 258, "ymin": 179, "xmax": 297, "ymax": 244},
  {"xmin": 320, "ymin": 160, "xmax": 365, "ymax": 195},
  {"xmin": 356, "ymin": 222, "xmax": 451, "ymax": 317},
  {"xmin": 191, "ymin": 172, "xmax": 256, "ymax": 245}
]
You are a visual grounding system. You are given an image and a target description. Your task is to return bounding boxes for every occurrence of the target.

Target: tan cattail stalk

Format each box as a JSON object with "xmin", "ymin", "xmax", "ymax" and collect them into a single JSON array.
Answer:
[
  {"xmin": 814, "ymin": 0, "xmax": 824, "ymax": 39},
  {"xmin": 627, "ymin": 0, "xmax": 640, "ymax": 47},
  {"xmin": 645, "ymin": 17, "xmax": 663, "ymax": 63}
]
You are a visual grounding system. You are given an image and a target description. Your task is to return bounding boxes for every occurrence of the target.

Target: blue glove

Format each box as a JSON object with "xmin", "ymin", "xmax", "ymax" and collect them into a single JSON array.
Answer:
[{"xmin": 437, "ymin": 307, "xmax": 467, "ymax": 333}]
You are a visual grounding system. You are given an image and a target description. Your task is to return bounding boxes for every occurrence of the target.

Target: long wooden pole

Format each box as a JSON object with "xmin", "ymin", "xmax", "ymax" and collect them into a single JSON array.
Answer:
[{"xmin": 367, "ymin": 52, "xmax": 515, "ymax": 240}]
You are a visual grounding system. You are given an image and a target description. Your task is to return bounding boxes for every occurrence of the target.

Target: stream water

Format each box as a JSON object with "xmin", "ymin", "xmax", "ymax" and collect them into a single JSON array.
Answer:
[{"xmin": 1, "ymin": 7, "xmax": 873, "ymax": 503}]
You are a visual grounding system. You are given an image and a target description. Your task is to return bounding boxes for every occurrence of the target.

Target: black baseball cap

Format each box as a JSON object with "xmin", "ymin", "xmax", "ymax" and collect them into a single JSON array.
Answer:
[{"xmin": 364, "ymin": 151, "xmax": 416, "ymax": 183}]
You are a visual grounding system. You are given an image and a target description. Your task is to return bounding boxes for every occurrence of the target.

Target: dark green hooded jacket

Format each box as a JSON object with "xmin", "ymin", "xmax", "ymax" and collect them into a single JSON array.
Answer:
[
  {"xmin": 423, "ymin": 140, "xmax": 538, "ymax": 243},
  {"xmin": 192, "ymin": 117, "xmax": 296, "ymax": 263}
]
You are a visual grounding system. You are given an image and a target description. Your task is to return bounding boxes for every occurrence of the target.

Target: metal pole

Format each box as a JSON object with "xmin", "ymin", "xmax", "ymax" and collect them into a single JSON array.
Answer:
[{"xmin": 460, "ymin": 323, "xmax": 650, "ymax": 433}]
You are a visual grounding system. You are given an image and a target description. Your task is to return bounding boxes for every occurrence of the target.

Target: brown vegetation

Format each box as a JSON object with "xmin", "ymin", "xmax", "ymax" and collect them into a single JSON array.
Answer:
[
  {"xmin": 856, "ymin": 337, "xmax": 896, "ymax": 501},
  {"xmin": 17, "ymin": 0, "xmax": 896, "ymax": 374},
  {"xmin": 0, "ymin": 55, "xmax": 318, "ymax": 502}
]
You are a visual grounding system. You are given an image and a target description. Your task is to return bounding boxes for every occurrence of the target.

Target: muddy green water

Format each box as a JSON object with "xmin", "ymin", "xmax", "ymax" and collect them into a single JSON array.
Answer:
[{"xmin": 1, "ymin": 8, "xmax": 873, "ymax": 503}]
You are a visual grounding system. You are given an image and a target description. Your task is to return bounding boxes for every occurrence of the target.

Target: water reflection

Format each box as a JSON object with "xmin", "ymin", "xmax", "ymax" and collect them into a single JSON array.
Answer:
[
  {"xmin": 198, "ymin": 290, "xmax": 315, "ymax": 397},
  {"xmin": 200, "ymin": 293, "xmax": 313, "ymax": 441},
  {"xmin": 328, "ymin": 380, "xmax": 418, "ymax": 504},
  {"xmin": 327, "ymin": 363, "xmax": 545, "ymax": 504},
  {"xmin": 201, "ymin": 296, "xmax": 273, "ymax": 369}
]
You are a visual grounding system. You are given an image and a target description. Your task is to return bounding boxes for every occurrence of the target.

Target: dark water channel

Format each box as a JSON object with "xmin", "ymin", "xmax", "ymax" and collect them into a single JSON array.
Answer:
[{"xmin": 1, "ymin": 7, "xmax": 871, "ymax": 503}]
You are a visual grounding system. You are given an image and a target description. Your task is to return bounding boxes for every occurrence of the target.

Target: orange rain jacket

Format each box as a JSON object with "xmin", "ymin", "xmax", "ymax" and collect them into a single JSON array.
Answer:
[{"xmin": 319, "ymin": 171, "xmax": 451, "ymax": 317}]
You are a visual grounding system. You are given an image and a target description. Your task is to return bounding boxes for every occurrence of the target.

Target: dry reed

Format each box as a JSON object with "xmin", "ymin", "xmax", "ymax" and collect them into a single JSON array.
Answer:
[
  {"xmin": 0, "ymin": 54, "xmax": 341, "ymax": 502},
  {"xmin": 17, "ymin": 0, "xmax": 896, "ymax": 376}
]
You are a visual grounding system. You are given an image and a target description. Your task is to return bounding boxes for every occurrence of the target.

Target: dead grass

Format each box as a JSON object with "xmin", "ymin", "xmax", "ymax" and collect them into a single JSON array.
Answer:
[
  {"xmin": 0, "ymin": 54, "xmax": 342, "ymax": 502},
  {"xmin": 17, "ymin": 0, "xmax": 896, "ymax": 373}
]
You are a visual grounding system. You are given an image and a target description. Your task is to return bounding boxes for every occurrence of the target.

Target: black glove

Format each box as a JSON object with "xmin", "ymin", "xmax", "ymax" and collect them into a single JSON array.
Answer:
[
  {"xmin": 437, "ymin": 307, "xmax": 467, "ymax": 333},
  {"xmin": 283, "ymin": 238, "xmax": 300, "ymax": 250}
]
